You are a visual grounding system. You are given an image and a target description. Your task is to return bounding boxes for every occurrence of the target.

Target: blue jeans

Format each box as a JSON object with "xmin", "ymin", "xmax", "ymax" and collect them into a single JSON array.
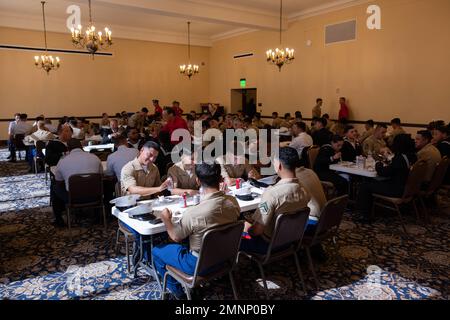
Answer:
[
  {"xmin": 152, "ymin": 243, "xmax": 197, "ymax": 297},
  {"xmin": 240, "ymin": 218, "xmax": 318, "ymax": 254}
]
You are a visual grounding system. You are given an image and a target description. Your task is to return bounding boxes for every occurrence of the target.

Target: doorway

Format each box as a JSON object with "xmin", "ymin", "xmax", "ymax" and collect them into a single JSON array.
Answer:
[{"xmin": 230, "ymin": 88, "xmax": 257, "ymax": 118}]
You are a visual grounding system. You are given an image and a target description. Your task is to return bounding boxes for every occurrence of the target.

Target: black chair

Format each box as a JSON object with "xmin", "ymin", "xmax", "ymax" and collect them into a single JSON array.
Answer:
[
  {"xmin": 418, "ymin": 156, "xmax": 450, "ymax": 222},
  {"xmin": 372, "ymin": 160, "xmax": 427, "ymax": 234},
  {"xmin": 66, "ymin": 173, "xmax": 107, "ymax": 237},
  {"xmin": 301, "ymin": 195, "xmax": 349, "ymax": 290},
  {"xmin": 238, "ymin": 208, "xmax": 310, "ymax": 299},
  {"xmin": 161, "ymin": 221, "xmax": 244, "ymax": 300}
]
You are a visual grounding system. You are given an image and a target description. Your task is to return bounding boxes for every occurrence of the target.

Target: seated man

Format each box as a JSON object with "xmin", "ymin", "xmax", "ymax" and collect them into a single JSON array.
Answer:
[
  {"xmin": 216, "ymin": 140, "xmax": 260, "ymax": 186},
  {"xmin": 295, "ymin": 166, "xmax": 327, "ymax": 221},
  {"xmin": 153, "ymin": 162, "xmax": 240, "ymax": 299},
  {"xmin": 314, "ymin": 135, "xmax": 349, "ymax": 196},
  {"xmin": 106, "ymin": 134, "xmax": 139, "ymax": 181},
  {"xmin": 415, "ymin": 130, "xmax": 441, "ymax": 185},
  {"xmin": 120, "ymin": 141, "xmax": 169, "ymax": 196},
  {"xmin": 241, "ymin": 147, "xmax": 310, "ymax": 254},
  {"xmin": 52, "ymin": 139, "xmax": 103, "ymax": 227},
  {"xmin": 434, "ymin": 126, "xmax": 450, "ymax": 184},
  {"xmin": 363, "ymin": 124, "xmax": 391, "ymax": 161},
  {"xmin": 167, "ymin": 149, "xmax": 199, "ymax": 196},
  {"xmin": 126, "ymin": 127, "xmax": 145, "ymax": 150},
  {"xmin": 102, "ymin": 119, "xmax": 123, "ymax": 144},
  {"xmin": 287, "ymin": 121, "xmax": 313, "ymax": 158},
  {"xmin": 45, "ymin": 125, "xmax": 72, "ymax": 167},
  {"xmin": 341, "ymin": 125, "xmax": 363, "ymax": 162}
]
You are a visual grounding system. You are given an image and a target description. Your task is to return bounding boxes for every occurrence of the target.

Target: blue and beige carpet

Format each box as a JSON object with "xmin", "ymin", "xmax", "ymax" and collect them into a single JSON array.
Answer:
[{"xmin": 0, "ymin": 149, "xmax": 448, "ymax": 300}]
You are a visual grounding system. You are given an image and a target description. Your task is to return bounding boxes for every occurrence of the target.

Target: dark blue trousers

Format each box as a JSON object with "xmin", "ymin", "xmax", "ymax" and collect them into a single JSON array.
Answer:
[{"xmin": 152, "ymin": 243, "xmax": 197, "ymax": 297}]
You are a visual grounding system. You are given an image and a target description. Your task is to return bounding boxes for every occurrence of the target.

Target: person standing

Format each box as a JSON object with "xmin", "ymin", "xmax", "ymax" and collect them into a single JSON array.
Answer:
[
  {"xmin": 172, "ymin": 101, "xmax": 184, "ymax": 117},
  {"xmin": 160, "ymin": 107, "xmax": 188, "ymax": 145},
  {"xmin": 312, "ymin": 98, "xmax": 323, "ymax": 118},
  {"xmin": 153, "ymin": 99, "xmax": 163, "ymax": 118},
  {"xmin": 338, "ymin": 97, "xmax": 349, "ymax": 121}
]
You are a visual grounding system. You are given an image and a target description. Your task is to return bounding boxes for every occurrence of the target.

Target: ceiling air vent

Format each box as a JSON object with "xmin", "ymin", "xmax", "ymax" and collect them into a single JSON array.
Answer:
[
  {"xmin": 233, "ymin": 53, "xmax": 254, "ymax": 59},
  {"xmin": 325, "ymin": 20, "xmax": 357, "ymax": 45}
]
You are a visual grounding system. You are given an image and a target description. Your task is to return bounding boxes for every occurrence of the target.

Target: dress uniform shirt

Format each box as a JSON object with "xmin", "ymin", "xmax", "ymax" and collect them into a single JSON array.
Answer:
[
  {"xmin": 295, "ymin": 168, "xmax": 327, "ymax": 219},
  {"xmin": 54, "ymin": 148, "xmax": 103, "ymax": 190},
  {"xmin": 387, "ymin": 127, "xmax": 406, "ymax": 146},
  {"xmin": 417, "ymin": 143, "xmax": 442, "ymax": 182},
  {"xmin": 271, "ymin": 118, "xmax": 283, "ymax": 129},
  {"xmin": 106, "ymin": 145, "xmax": 139, "ymax": 179},
  {"xmin": 252, "ymin": 178, "xmax": 310, "ymax": 240},
  {"xmin": 363, "ymin": 135, "xmax": 388, "ymax": 160},
  {"xmin": 120, "ymin": 157, "xmax": 161, "ymax": 195},
  {"xmin": 252, "ymin": 119, "xmax": 266, "ymax": 129},
  {"xmin": 128, "ymin": 113, "xmax": 145, "ymax": 131},
  {"xmin": 167, "ymin": 162, "xmax": 199, "ymax": 190},
  {"xmin": 359, "ymin": 128, "xmax": 374, "ymax": 143},
  {"xmin": 172, "ymin": 191, "xmax": 240, "ymax": 252},
  {"xmin": 216, "ymin": 154, "xmax": 258, "ymax": 181}
]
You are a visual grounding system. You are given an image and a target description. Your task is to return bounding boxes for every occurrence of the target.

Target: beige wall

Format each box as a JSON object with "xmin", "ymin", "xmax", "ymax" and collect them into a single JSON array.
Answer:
[
  {"xmin": 209, "ymin": 0, "xmax": 450, "ymax": 123},
  {"xmin": 0, "ymin": 27, "xmax": 210, "ymax": 139},
  {"xmin": 1, "ymin": 0, "xmax": 450, "ymax": 141}
]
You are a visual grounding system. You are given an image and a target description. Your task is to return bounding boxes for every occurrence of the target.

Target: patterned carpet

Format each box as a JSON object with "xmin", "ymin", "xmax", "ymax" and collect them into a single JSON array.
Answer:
[{"xmin": 0, "ymin": 148, "xmax": 448, "ymax": 300}]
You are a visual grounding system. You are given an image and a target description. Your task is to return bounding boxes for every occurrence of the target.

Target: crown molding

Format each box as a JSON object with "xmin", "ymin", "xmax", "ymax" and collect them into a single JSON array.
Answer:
[
  {"xmin": 0, "ymin": 10, "xmax": 212, "ymax": 47},
  {"xmin": 210, "ymin": 28, "xmax": 257, "ymax": 43},
  {"xmin": 288, "ymin": 0, "xmax": 372, "ymax": 22}
]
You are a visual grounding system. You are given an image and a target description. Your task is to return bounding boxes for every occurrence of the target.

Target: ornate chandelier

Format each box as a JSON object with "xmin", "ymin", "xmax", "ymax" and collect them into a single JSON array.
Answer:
[
  {"xmin": 34, "ymin": 1, "xmax": 60, "ymax": 75},
  {"xmin": 70, "ymin": 0, "xmax": 112, "ymax": 56},
  {"xmin": 266, "ymin": 0, "xmax": 294, "ymax": 71},
  {"xmin": 179, "ymin": 22, "xmax": 199, "ymax": 79}
]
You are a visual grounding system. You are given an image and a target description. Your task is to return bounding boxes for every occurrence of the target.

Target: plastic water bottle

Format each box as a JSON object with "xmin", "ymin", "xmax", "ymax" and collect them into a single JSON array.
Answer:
[
  {"xmin": 366, "ymin": 153, "xmax": 375, "ymax": 170},
  {"xmin": 167, "ymin": 176, "xmax": 174, "ymax": 191}
]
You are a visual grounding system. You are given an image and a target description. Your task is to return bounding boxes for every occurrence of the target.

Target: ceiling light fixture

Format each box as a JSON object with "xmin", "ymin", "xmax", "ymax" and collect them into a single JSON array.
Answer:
[
  {"xmin": 266, "ymin": 0, "xmax": 294, "ymax": 71},
  {"xmin": 179, "ymin": 21, "xmax": 199, "ymax": 79},
  {"xmin": 34, "ymin": 1, "xmax": 60, "ymax": 75},
  {"xmin": 70, "ymin": 0, "xmax": 112, "ymax": 57}
]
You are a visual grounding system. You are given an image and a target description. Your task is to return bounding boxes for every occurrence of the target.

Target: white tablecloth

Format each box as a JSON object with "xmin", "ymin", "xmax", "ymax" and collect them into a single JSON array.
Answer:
[
  {"xmin": 330, "ymin": 163, "xmax": 377, "ymax": 178},
  {"xmin": 112, "ymin": 186, "xmax": 264, "ymax": 236},
  {"xmin": 83, "ymin": 143, "xmax": 114, "ymax": 152}
]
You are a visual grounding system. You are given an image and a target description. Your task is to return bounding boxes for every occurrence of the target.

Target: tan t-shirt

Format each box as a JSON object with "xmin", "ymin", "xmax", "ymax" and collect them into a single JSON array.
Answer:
[
  {"xmin": 252, "ymin": 178, "xmax": 310, "ymax": 240},
  {"xmin": 167, "ymin": 162, "xmax": 199, "ymax": 190},
  {"xmin": 295, "ymin": 167, "xmax": 327, "ymax": 219},
  {"xmin": 363, "ymin": 135, "xmax": 388, "ymax": 160},
  {"xmin": 120, "ymin": 158, "xmax": 161, "ymax": 195},
  {"xmin": 417, "ymin": 143, "xmax": 442, "ymax": 182},
  {"xmin": 173, "ymin": 191, "xmax": 240, "ymax": 252},
  {"xmin": 216, "ymin": 155, "xmax": 258, "ymax": 181}
]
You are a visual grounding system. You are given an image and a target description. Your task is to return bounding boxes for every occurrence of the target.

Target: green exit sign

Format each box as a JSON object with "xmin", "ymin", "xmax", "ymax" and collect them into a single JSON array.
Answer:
[{"xmin": 240, "ymin": 78, "xmax": 246, "ymax": 88}]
